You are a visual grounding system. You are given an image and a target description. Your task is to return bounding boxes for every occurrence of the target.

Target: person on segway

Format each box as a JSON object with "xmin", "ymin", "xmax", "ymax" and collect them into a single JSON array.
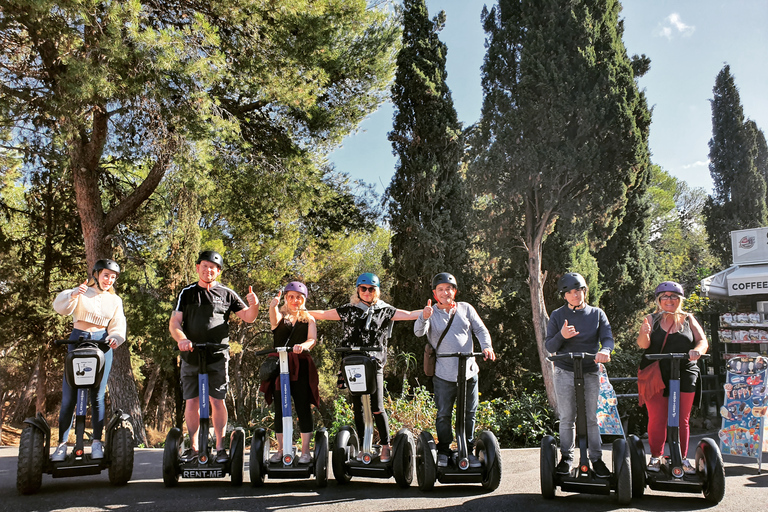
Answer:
[
  {"xmin": 545, "ymin": 272, "xmax": 613, "ymax": 478},
  {"xmin": 414, "ymin": 272, "xmax": 495, "ymax": 469},
  {"xmin": 636, "ymin": 281, "xmax": 708, "ymax": 474},
  {"xmin": 260, "ymin": 281, "xmax": 320, "ymax": 464},
  {"xmin": 310, "ymin": 273, "xmax": 420, "ymax": 462},
  {"xmin": 52, "ymin": 258, "xmax": 126, "ymax": 461},
  {"xmin": 169, "ymin": 250, "xmax": 259, "ymax": 463}
]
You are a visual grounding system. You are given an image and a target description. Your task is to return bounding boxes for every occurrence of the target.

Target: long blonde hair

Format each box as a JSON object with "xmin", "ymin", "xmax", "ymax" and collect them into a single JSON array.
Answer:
[
  {"xmin": 279, "ymin": 303, "xmax": 311, "ymax": 323},
  {"xmin": 653, "ymin": 293, "xmax": 686, "ymax": 331}
]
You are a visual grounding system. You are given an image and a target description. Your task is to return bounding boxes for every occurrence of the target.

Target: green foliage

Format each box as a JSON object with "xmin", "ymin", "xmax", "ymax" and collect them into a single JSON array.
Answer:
[{"xmin": 476, "ymin": 391, "xmax": 557, "ymax": 448}]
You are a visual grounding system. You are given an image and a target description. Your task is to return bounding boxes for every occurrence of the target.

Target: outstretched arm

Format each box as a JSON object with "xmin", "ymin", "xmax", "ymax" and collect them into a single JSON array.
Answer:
[{"xmin": 309, "ymin": 309, "xmax": 341, "ymax": 321}]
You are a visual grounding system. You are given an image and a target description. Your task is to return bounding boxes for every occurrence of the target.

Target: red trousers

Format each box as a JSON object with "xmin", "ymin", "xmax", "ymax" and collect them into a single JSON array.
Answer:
[{"xmin": 645, "ymin": 391, "xmax": 696, "ymax": 458}]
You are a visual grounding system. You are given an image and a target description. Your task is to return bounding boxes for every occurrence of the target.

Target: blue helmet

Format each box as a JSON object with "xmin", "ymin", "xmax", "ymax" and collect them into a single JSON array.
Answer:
[{"xmin": 356, "ymin": 273, "xmax": 380, "ymax": 288}]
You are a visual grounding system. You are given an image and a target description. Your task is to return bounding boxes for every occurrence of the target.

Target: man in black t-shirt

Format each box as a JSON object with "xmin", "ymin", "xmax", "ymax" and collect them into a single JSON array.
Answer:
[{"xmin": 169, "ymin": 250, "xmax": 259, "ymax": 463}]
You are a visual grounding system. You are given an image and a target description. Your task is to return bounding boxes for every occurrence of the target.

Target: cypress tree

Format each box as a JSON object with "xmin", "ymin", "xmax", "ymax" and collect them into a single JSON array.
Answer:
[
  {"xmin": 385, "ymin": 0, "xmax": 469, "ymax": 356},
  {"xmin": 476, "ymin": 0, "xmax": 650, "ymax": 404},
  {"xmin": 705, "ymin": 65, "xmax": 768, "ymax": 266}
]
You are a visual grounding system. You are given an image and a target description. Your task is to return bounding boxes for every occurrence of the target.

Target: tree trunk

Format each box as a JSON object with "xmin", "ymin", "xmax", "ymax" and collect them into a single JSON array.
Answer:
[
  {"xmin": 35, "ymin": 350, "xmax": 47, "ymax": 415},
  {"xmin": 156, "ymin": 378, "xmax": 168, "ymax": 432},
  {"xmin": 108, "ymin": 346, "xmax": 148, "ymax": 446},
  {"xmin": 142, "ymin": 364, "xmax": 161, "ymax": 412},
  {"xmin": 12, "ymin": 359, "xmax": 40, "ymax": 424}
]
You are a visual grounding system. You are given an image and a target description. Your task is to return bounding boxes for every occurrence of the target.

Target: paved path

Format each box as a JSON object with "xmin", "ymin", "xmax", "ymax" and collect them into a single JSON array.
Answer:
[{"xmin": 1, "ymin": 434, "xmax": 767, "ymax": 511}]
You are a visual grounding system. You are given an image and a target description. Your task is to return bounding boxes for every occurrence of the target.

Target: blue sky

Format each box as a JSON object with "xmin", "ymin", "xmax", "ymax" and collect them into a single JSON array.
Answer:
[{"xmin": 328, "ymin": 0, "xmax": 768, "ymax": 197}]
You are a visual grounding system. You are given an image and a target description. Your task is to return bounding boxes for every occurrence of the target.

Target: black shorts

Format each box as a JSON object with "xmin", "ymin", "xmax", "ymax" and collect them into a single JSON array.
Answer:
[{"xmin": 180, "ymin": 352, "xmax": 229, "ymax": 400}]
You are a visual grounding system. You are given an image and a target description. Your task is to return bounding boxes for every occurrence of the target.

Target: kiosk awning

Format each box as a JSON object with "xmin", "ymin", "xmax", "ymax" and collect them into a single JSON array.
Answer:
[{"xmin": 701, "ymin": 265, "xmax": 768, "ymax": 299}]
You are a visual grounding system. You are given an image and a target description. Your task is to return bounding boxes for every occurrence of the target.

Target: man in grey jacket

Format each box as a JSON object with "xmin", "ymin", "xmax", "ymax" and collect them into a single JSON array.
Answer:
[{"xmin": 414, "ymin": 272, "xmax": 496, "ymax": 468}]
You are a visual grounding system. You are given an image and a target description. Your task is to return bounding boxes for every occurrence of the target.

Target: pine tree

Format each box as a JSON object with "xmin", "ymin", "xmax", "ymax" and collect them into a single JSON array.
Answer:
[
  {"xmin": 385, "ymin": 0, "xmax": 469, "ymax": 356},
  {"xmin": 476, "ymin": 0, "xmax": 650, "ymax": 405},
  {"xmin": 705, "ymin": 65, "xmax": 768, "ymax": 266}
]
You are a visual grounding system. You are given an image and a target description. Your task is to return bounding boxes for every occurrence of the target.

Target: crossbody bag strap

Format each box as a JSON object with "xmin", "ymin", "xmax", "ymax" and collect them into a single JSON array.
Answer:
[{"xmin": 434, "ymin": 308, "xmax": 457, "ymax": 351}]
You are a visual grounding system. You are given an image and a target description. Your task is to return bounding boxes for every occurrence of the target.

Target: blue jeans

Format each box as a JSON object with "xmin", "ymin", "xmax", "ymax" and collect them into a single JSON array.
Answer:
[
  {"xmin": 433, "ymin": 375, "xmax": 478, "ymax": 455},
  {"xmin": 59, "ymin": 329, "xmax": 113, "ymax": 442},
  {"xmin": 553, "ymin": 366, "xmax": 602, "ymax": 462}
]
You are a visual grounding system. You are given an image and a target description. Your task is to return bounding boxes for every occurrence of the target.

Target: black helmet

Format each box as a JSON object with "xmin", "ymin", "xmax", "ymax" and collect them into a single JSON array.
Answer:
[
  {"xmin": 197, "ymin": 250, "xmax": 223, "ymax": 269},
  {"xmin": 557, "ymin": 272, "xmax": 587, "ymax": 295},
  {"xmin": 92, "ymin": 259, "xmax": 120, "ymax": 276},
  {"xmin": 432, "ymin": 272, "xmax": 458, "ymax": 289}
]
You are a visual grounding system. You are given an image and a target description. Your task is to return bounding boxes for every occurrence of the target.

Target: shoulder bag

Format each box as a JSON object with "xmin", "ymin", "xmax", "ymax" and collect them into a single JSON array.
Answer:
[
  {"xmin": 423, "ymin": 309, "xmax": 456, "ymax": 377},
  {"xmin": 637, "ymin": 320, "xmax": 671, "ymax": 407}
]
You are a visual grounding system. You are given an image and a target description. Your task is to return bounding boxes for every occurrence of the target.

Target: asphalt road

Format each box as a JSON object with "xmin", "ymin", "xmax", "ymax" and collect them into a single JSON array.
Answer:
[{"xmin": 2, "ymin": 434, "xmax": 767, "ymax": 512}]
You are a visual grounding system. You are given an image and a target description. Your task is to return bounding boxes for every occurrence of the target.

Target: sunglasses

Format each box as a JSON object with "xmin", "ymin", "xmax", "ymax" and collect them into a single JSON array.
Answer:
[
  {"xmin": 358, "ymin": 285, "xmax": 377, "ymax": 293},
  {"xmin": 659, "ymin": 295, "xmax": 680, "ymax": 302}
]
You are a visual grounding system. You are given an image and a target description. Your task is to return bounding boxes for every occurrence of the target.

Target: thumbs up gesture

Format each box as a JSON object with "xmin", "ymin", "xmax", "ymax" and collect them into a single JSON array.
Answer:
[
  {"xmin": 561, "ymin": 319, "xmax": 579, "ymax": 339},
  {"xmin": 423, "ymin": 299, "xmax": 433, "ymax": 320},
  {"xmin": 269, "ymin": 290, "xmax": 282, "ymax": 309},
  {"xmin": 246, "ymin": 285, "xmax": 259, "ymax": 307},
  {"xmin": 640, "ymin": 316, "xmax": 652, "ymax": 336},
  {"xmin": 72, "ymin": 280, "xmax": 89, "ymax": 297}
]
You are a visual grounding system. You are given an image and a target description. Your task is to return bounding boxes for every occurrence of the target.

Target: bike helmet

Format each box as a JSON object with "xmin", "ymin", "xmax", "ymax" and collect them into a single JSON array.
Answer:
[
  {"xmin": 284, "ymin": 281, "xmax": 308, "ymax": 298},
  {"xmin": 557, "ymin": 272, "xmax": 587, "ymax": 295},
  {"xmin": 92, "ymin": 259, "xmax": 120, "ymax": 276},
  {"xmin": 356, "ymin": 273, "xmax": 380, "ymax": 288},
  {"xmin": 197, "ymin": 250, "xmax": 223, "ymax": 270},
  {"xmin": 655, "ymin": 281, "xmax": 684, "ymax": 297},
  {"xmin": 432, "ymin": 272, "xmax": 458, "ymax": 289}
]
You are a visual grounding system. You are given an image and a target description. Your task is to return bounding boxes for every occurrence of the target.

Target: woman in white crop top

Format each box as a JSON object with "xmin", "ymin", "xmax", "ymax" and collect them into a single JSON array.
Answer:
[{"xmin": 50, "ymin": 259, "xmax": 126, "ymax": 462}]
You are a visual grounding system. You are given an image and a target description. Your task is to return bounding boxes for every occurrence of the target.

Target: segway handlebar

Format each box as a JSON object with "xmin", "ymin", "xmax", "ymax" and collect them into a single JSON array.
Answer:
[
  {"xmin": 255, "ymin": 346, "xmax": 292, "ymax": 356},
  {"xmin": 335, "ymin": 345, "xmax": 384, "ymax": 353},
  {"xmin": 436, "ymin": 351, "xmax": 486, "ymax": 358},
  {"xmin": 54, "ymin": 337, "xmax": 111, "ymax": 349},
  {"xmin": 547, "ymin": 352, "xmax": 599, "ymax": 362},
  {"xmin": 644, "ymin": 353, "xmax": 710, "ymax": 361},
  {"xmin": 172, "ymin": 341, "xmax": 229, "ymax": 351}
]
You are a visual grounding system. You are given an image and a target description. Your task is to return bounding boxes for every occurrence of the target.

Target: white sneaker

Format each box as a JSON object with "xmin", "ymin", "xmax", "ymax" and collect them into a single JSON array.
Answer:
[
  {"xmin": 52, "ymin": 442, "xmax": 68, "ymax": 461},
  {"xmin": 269, "ymin": 451, "xmax": 283, "ymax": 463},
  {"xmin": 647, "ymin": 457, "xmax": 661, "ymax": 472},
  {"xmin": 682, "ymin": 458, "xmax": 696, "ymax": 475},
  {"xmin": 91, "ymin": 440, "xmax": 104, "ymax": 459},
  {"xmin": 298, "ymin": 453, "xmax": 312, "ymax": 464}
]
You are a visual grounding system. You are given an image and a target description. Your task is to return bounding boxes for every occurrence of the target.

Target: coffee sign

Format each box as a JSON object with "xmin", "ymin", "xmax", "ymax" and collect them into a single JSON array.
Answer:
[{"xmin": 732, "ymin": 228, "xmax": 768, "ymax": 265}]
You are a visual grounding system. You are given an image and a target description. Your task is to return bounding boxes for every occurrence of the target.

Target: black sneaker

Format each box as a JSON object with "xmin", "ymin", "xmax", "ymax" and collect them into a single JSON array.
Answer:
[
  {"xmin": 181, "ymin": 448, "xmax": 198, "ymax": 462},
  {"xmin": 555, "ymin": 459, "xmax": 572, "ymax": 475},
  {"xmin": 592, "ymin": 458, "xmax": 611, "ymax": 478},
  {"xmin": 215, "ymin": 449, "xmax": 229, "ymax": 463}
]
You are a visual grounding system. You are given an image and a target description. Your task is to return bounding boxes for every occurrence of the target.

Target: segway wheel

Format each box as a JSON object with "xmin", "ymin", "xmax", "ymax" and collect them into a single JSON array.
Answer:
[
  {"xmin": 108, "ymin": 425, "xmax": 135, "ymax": 485},
  {"xmin": 477, "ymin": 430, "xmax": 502, "ymax": 491},
  {"xmin": 162, "ymin": 428, "xmax": 183, "ymax": 487},
  {"xmin": 539, "ymin": 435, "xmax": 557, "ymax": 499},
  {"xmin": 332, "ymin": 426, "xmax": 357, "ymax": 485},
  {"xmin": 314, "ymin": 430, "xmax": 329, "ymax": 488},
  {"xmin": 392, "ymin": 429, "xmax": 414, "ymax": 489},
  {"xmin": 612, "ymin": 438, "xmax": 631, "ymax": 505},
  {"xmin": 249, "ymin": 428, "xmax": 267, "ymax": 487},
  {"xmin": 230, "ymin": 428, "xmax": 244, "ymax": 487},
  {"xmin": 628, "ymin": 434, "xmax": 646, "ymax": 498},
  {"xmin": 696, "ymin": 438, "xmax": 725, "ymax": 504},
  {"xmin": 16, "ymin": 425, "xmax": 46, "ymax": 495},
  {"xmin": 415, "ymin": 431, "xmax": 436, "ymax": 491}
]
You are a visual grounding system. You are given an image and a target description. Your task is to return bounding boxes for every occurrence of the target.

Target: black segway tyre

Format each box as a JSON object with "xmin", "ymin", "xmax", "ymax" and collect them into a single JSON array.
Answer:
[
  {"xmin": 108, "ymin": 425, "xmax": 134, "ymax": 485},
  {"xmin": 392, "ymin": 429, "xmax": 414, "ymax": 488},
  {"xmin": 314, "ymin": 430, "xmax": 329, "ymax": 488},
  {"xmin": 612, "ymin": 438, "xmax": 631, "ymax": 505},
  {"xmin": 415, "ymin": 431, "xmax": 436, "ymax": 491},
  {"xmin": 332, "ymin": 426, "xmax": 357, "ymax": 485},
  {"xmin": 696, "ymin": 437, "xmax": 725, "ymax": 504},
  {"xmin": 476, "ymin": 430, "xmax": 502, "ymax": 491},
  {"xmin": 249, "ymin": 428, "xmax": 267, "ymax": 487},
  {"xmin": 230, "ymin": 428, "xmax": 245, "ymax": 487},
  {"xmin": 627, "ymin": 434, "xmax": 646, "ymax": 498},
  {"xmin": 16, "ymin": 425, "xmax": 46, "ymax": 495},
  {"xmin": 539, "ymin": 435, "xmax": 557, "ymax": 499},
  {"xmin": 162, "ymin": 427, "xmax": 183, "ymax": 487}
]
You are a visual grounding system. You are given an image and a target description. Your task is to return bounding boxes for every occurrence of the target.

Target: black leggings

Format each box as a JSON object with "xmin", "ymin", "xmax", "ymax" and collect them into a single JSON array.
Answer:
[
  {"xmin": 272, "ymin": 358, "xmax": 313, "ymax": 434},
  {"xmin": 351, "ymin": 368, "xmax": 389, "ymax": 444}
]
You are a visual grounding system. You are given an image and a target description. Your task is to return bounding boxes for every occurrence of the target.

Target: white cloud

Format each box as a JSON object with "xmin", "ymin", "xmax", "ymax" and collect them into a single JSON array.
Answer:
[
  {"xmin": 656, "ymin": 13, "xmax": 695, "ymax": 39},
  {"xmin": 681, "ymin": 160, "xmax": 709, "ymax": 170}
]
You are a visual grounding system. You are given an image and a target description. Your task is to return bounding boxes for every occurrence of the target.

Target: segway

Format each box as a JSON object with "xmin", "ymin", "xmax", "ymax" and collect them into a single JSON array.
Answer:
[
  {"xmin": 16, "ymin": 337, "xmax": 134, "ymax": 495},
  {"xmin": 162, "ymin": 342, "xmax": 245, "ymax": 487},
  {"xmin": 250, "ymin": 346, "xmax": 329, "ymax": 486},
  {"xmin": 540, "ymin": 352, "xmax": 631, "ymax": 505},
  {"xmin": 628, "ymin": 353, "xmax": 725, "ymax": 503},
  {"xmin": 416, "ymin": 351, "xmax": 502, "ymax": 492},
  {"xmin": 332, "ymin": 345, "xmax": 415, "ymax": 487}
]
